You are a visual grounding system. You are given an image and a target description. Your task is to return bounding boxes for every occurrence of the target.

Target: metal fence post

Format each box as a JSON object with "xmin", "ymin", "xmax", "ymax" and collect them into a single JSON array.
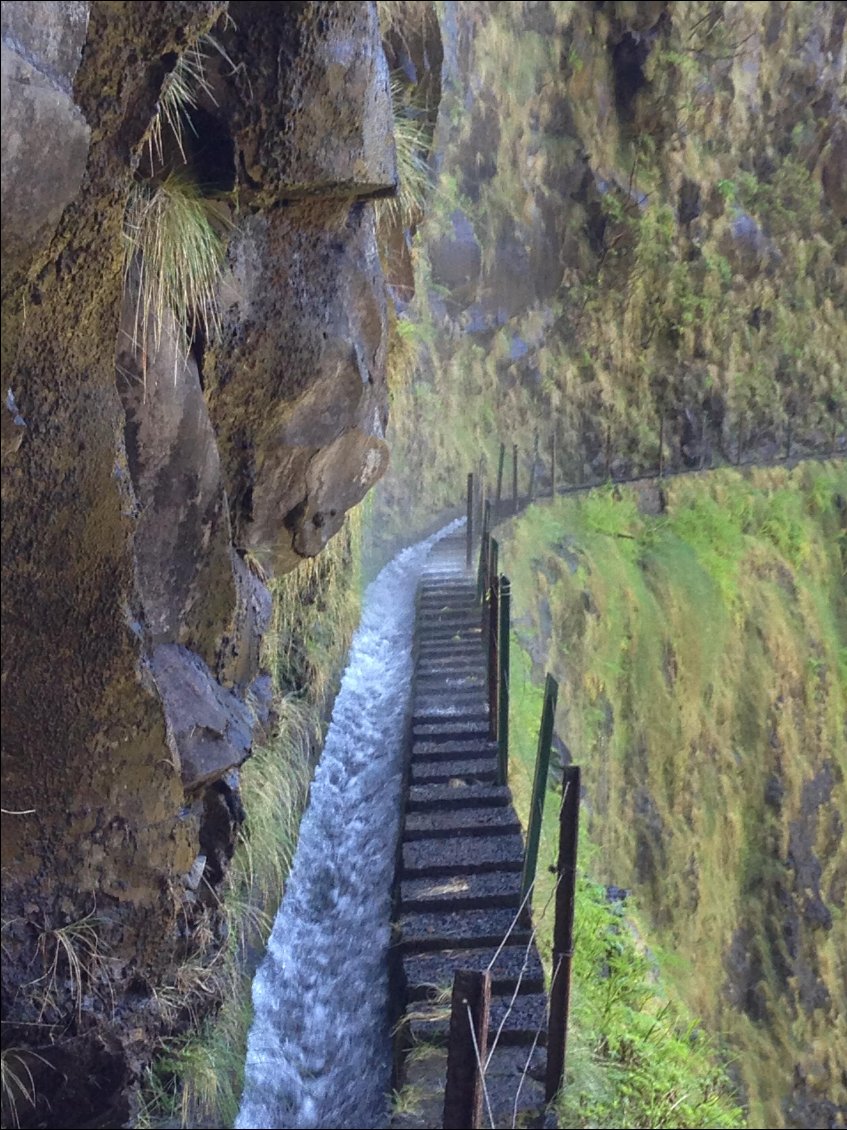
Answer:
[
  {"xmin": 551, "ymin": 430, "xmax": 557, "ymax": 500},
  {"xmin": 545, "ymin": 765, "xmax": 581, "ymax": 1105},
  {"xmin": 658, "ymin": 414, "xmax": 664, "ymax": 478},
  {"xmin": 476, "ymin": 501, "xmax": 491, "ymax": 605},
  {"xmin": 497, "ymin": 576, "xmax": 511, "ymax": 786},
  {"xmin": 443, "ymin": 969, "xmax": 491, "ymax": 1130},
  {"xmin": 520, "ymin": 674, "xmax": 557, "ymax": 901},
  {"xmin": 488, "ymin": 571, "xmax": 500, "ymax": 740},
  {"xmin": 495, "ymin": 443, "xmax": 506, "ymax": 519},
  {"xmin": 528, "ymin": 432, "xmax": 539, "ymax": 503},
  {"xmin": 512, "ymin": 443, "xmax": 519, "ymax": 513},
  {"xmin": 466, "ymin": 473, "xmax": 474, "ymax": 569}
]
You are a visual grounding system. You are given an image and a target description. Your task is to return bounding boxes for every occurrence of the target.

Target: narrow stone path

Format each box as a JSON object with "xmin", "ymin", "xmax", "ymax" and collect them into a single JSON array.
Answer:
[{"xmin": 391, "ymin": 534, "xmax": 547, "ymax": 1129}]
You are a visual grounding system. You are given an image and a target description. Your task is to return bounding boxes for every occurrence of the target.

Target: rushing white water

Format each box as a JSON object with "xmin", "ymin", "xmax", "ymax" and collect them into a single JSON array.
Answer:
[{"xmin": 236, "ymin": 521, "xmax": 463, "ymax": 1130}]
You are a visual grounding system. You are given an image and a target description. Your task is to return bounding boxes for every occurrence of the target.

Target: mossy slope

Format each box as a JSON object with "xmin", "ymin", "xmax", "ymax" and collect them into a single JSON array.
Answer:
[{"xmin": 500, "ymin": 462, "xmax": 846, "ymax": 1128}]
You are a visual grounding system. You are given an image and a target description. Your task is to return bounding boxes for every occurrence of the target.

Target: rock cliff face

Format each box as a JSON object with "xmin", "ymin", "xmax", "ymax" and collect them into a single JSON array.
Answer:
[
  {"xmin": 1, "ymin": 3, "xmax": 395, "ymax": 1124},
  {"xmin": 375, "ymin": 0, "xmax": 845, "ymax": 537}
]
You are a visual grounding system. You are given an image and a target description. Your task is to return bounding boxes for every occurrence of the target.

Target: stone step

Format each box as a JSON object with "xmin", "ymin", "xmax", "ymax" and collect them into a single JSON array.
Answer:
[
  {"xmin": 417, "ymin": 633, "xmax": 483, "ymax": 649},
  {"xmin": 407, "ymin": 783, "xmax": 512, "ymax": 811},
  {"xmin": 413, "ymin": 719, "xmax": 491, "ymax": 741},
  {"xmin": 415, "ymin": 659, "xmax": 487, "ymax": 676},
  {"xmin": 421, "ymin": 580, "xmax": 467, "ymax": 587},
  {"xmin": 409, "ymin": 746, "xmax": 496, "ymax": 770},
  {"xmin": 416, "ymin": 651, "xmax": 485, "ymax": 666},
  {"xmin": 414, "ymin": 671, "xmax": 486, "ymax": 688},
  {"xmin": 402, "ymin": 834, "xmax": 524, "ymax": 878},
  {"xmin": 412, "ymin": 698, "xmax": 489, "ymax": 721},
  {"xmin": 392, "ymin": 1045, "xmax": 545, "ymax": 1130},
  {"xmin": 400, "ymin": 870, "xmax": 522, "ymax": 912},
  {"xmin": 404, "ymin": 806, "xmax": 520, "ymax": 839},
  {"xmin": 413, "ymin": 709, "xmax": 489, "ymax": 729},
  {"xmin": 411, "ymin": 739, "xmax": 495, "ymax": 761},
  {"xmin": 414, "ymin": 687, "xmax": 488, "ymax": 701},
  {"xmin": 417, "ymin": 607, "xmax": 480, "ymax": 621},
  {"xmin": 398, "ymin": 906, "xmax": 531, "ymax": 953},
  {"xmin": 417, "ymin": 640, "xmax": 484, "ymax": 654},
  {"xmin": 407, "ymin": 992, "xmax": 548, "ymax": 1048},
  {"xmin": 403, "ymin": 943, "xmax": 544, "ymax": 1001},
  {"xmin": 410, "ymin": 759, "xmax": 498, "ymax": 787},
  {"xmin": 417, "ymin": 598, "xmax": 477, "ymax": 613}
]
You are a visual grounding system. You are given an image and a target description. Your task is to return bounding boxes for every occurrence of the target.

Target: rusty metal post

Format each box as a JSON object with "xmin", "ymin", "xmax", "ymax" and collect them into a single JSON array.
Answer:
[
  {"xmin": 466, "ymin": 473, "xmax": 474, "ymax": 570},
  {"xmin": 546, "ymin": 764, "xmax": 581, "ymax": 1105},
  {"xmin": 443, "ymin": 969, "xmax": 492, "ymax": 1130},
  {"xmin": 497, "ymin": 576, "xmax": 511, "ymax": 786},
  {"xmin": 604, "ymin": 423, "xmax": 612, "ymax": 481},
  {"xmin": 495, "ymin": 442, "xmax": 506, "ymax": 519},
  {"xmin": 512, "ymin": 443, "xmax": 519, "ymax": 513},
  {"xmin": 551, "ymin": 430, "xmax": 557, "ymax": 499},
  {"xmin": 520, "ymin": 674, "xmax": 557, "ymax": 902}
]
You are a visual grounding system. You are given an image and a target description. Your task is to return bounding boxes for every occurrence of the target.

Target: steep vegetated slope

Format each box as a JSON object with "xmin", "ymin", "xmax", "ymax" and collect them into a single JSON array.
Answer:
[
  {"xmin": 508, "ymin": 643, "xmax": 745, "ymax": 1130},
  {"xmin": 374, "ymin": 0, "xmax": 845, "ymax": 542},
  {"xmin": 499, "ymin": 463, "xmax": 846, "ymax": 1128}
]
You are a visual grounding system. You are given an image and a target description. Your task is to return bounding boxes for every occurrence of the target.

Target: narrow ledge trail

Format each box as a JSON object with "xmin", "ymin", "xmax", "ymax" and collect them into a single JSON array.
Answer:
[{"xmin": 391, "ymin": 532, "xmax": 548, "ymax": 1130}]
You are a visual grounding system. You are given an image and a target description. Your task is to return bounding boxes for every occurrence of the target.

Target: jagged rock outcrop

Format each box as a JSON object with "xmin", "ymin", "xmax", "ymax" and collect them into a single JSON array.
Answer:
[{"xmin": 1, "ymin": 2, "xmax": 396, "ymax": 1124}]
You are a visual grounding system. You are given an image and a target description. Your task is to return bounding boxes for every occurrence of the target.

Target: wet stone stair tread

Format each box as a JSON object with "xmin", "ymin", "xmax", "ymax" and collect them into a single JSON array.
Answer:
[{"xmin": 392, "ymin": 533, "xmax": 548, "ymax": 1129}]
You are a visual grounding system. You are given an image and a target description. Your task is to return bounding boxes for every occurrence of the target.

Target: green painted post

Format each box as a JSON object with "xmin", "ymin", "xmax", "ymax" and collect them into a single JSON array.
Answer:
[
  {"xmin": 495, "ymin": 443, "xmax": 506, "ymax": 518},
  {"xmin": 497, "ymin": 576, "xmax": 511, "ymax": 786},
  {"xmin": 520, "ymin": 674, "xmax": 558, "ymax": 903}
]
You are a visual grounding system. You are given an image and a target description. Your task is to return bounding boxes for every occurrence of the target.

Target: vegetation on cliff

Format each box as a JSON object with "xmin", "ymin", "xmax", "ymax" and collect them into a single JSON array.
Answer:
[
  {"xmin": 500, "ymin": 463, "xmax": 846, "ymax": 1127},
  {"xmin": 510, "ymin": 639, "xmax": 744, "ymax": 1128},
  {"xmin": 374, "ymin": 1, "xmax": 845, "ymax": 546}
]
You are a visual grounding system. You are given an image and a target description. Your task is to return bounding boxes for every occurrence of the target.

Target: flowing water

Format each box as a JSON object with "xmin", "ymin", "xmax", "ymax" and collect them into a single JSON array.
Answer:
[{"xmin": 236, "ymin": 521, "xmax": 462, "ymax": 1130}]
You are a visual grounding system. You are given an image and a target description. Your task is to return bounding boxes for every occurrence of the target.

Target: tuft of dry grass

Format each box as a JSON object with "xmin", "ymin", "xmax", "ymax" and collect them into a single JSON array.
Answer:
[{"xmin": 123, "ymin": 175, "xmax": 230, "ymax": 369}]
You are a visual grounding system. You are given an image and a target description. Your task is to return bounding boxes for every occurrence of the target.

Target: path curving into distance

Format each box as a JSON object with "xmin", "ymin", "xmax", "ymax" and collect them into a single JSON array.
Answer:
[{"xmin": 236, "ymin": 520, "xmax": 462, "ymax": 1130}]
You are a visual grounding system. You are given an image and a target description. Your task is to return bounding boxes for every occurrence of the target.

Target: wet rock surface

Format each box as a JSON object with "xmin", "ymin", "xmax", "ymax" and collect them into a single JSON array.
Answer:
[{"xmin": 1, "ymin": 2, "xmax": 397, "ymax": 1124}]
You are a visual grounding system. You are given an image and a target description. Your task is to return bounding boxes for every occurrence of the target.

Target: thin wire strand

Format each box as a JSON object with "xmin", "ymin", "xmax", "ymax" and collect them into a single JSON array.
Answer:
[{"xmin": 465, "ymin": 1000, "xmax": 496, "ymax": 1130}]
